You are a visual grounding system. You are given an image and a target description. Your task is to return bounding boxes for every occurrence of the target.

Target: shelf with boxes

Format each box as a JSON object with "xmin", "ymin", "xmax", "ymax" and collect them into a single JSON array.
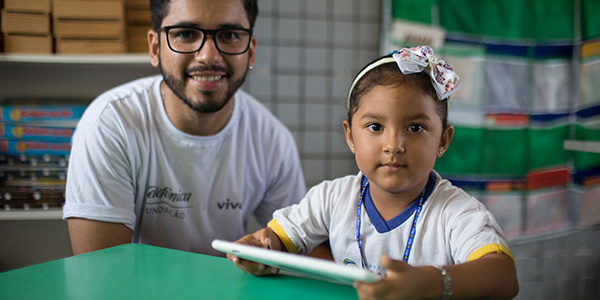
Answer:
[
  {"xmin": 0, "ymin": 0, "xmax": 158, "ymax": 221},
  {"xmin": 0, "ymin": 53, "xmax": 150, "ymax": 64},
  {"xmin": 0, "ymin": 59, "xmax": 159, "ymax": 221},
  {"xmin": 1, "ymin": 0, "xmax": 152, "ymax": 54},
  {"xmin": 0, "ymin": 61, "xmax": 159, "ymax": 221},
  {"xmin": 0, "ymin": 99, "xmax": 88, "ymax": 220}
]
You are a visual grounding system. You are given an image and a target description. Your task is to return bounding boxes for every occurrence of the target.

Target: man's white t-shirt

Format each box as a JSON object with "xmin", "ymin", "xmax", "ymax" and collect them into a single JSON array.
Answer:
[
  {"xmin": 63, "ymin": 75, "xmax": 306, "ymax": 256},
  {"xmin": 269, "ymin": 171, "xmax": 512, "ymax": 276}
]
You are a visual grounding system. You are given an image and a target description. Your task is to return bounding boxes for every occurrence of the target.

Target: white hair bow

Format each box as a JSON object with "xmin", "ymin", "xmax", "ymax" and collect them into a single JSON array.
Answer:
[{"xmin": 391, "ymin": 46, "xmax": 462, "ymax": 100}]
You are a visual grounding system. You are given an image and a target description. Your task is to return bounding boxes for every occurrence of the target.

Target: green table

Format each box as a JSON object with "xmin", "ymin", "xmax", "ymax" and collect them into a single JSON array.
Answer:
[{"xmin": 0, "ymin": 244, "xmax": 359, "ymax": 300}]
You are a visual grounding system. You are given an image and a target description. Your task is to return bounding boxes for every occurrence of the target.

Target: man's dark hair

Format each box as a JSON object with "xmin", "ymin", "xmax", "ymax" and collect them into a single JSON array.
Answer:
[{"xmin": 150, "ymin": 0, "xmax": 259, "ymax": 32}]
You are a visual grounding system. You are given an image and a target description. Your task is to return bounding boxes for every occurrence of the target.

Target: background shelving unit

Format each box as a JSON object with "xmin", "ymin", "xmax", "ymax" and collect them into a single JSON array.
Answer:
[
  {"xmin": 0, "ymin": 53, "xmax": 157, "ymax": 100},
  {"xmin": 0, "ymin": 53, "xmax": 159, "ymax": 271},
  {"xmin": 0, "ymin": 209, "xmax": 63, "ymax": 220},
  {"xmin": 0, "ymin": 53, "xmax": 151, "ymax": 63}
]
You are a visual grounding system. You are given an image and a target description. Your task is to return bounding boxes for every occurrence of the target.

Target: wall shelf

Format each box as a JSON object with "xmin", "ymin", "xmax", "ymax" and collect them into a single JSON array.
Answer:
[
  {"xmin": 0, "ymin": 53, "xmax": 150, "ymax": 64},
  {"xmin": 0, "ymin": 53, "xmax": 159, "ymax": 100},
  {"xmin": 0, "ymin": 209, "xmax": 63, "ymax": 221},
  {"xmin": 564, "ymin": 140, "xmax": 600, "ymax": 154},
  {"xmin": 0, "ymin": 54, "xmax": 160, "ymax": 223}
]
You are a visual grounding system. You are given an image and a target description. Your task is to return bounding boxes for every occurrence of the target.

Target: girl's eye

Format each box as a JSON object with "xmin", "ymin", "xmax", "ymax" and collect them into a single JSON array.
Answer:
[
  {"xmin": 408, "ymin": 124, "xmax": 424, "ymax": 133},
  {"xmin": 367, "ymin": 123, "xmax": 382, "ymax": 132}
]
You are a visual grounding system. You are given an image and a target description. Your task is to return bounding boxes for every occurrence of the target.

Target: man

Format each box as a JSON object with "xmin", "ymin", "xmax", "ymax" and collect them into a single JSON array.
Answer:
[{"xmin": 63, "ymin": 0, "xmax": 307, "ymax": 256}]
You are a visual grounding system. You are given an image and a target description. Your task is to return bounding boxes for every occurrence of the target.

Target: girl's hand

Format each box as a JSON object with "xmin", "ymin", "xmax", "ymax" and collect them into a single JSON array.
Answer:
[
  {"xmin": 226, "ymin": 228, "xmax": 281, "ymax": 276},
  {"xmin": 353, "ymin": 255, "xmax": 434, "ymax": 300}
]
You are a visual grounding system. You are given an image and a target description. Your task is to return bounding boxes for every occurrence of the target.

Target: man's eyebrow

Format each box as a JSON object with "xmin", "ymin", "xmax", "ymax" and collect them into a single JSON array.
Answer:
[
  {"xmin": 170, "ymin": 21, "xmax": 199, "ymax": 28},
  {"xmin": 218, "ymin": 23, "xmax": 247, "ymax": 29},
  {"xmin": 169, "ymin": 22, "xmax": 247, "ymax": 29}
]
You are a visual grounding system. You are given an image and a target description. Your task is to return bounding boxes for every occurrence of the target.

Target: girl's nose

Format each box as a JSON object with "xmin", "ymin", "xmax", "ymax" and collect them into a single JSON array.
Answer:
[{"xmin": 383, "ymin": 131, "xmax": 405, "ymax": 154}]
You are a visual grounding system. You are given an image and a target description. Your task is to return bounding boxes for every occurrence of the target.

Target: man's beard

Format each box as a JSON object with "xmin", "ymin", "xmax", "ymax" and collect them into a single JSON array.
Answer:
[{"xmin": 159, "ymin": 60, "xmax": 248, "ymax": 114}]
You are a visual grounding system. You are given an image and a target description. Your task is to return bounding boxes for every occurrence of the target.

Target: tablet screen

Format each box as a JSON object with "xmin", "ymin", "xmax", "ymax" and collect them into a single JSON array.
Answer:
[{"xmin": 212, "ymin": 239, "xmax": 380, "ymax": 285}]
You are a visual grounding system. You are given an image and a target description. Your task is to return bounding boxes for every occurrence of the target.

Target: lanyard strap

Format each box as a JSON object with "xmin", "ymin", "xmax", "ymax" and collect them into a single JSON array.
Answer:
[{"xmin": 356, "ymin": 178, "xmax": 426, "ymax": 269}]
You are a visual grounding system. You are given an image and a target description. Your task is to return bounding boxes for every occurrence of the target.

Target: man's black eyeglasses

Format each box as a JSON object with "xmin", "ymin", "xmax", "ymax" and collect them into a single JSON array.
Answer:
[{"xmin": 160, "ymin": 26, "xmax": 253, "ymax": 55}]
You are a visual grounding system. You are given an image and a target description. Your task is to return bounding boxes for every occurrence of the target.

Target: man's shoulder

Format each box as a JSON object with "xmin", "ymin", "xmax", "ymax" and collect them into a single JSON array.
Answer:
[
  {"xmin": 84, "ymin": 75, "xmax": 161, "ymax": 121},
  {"xmin": 96, "ymin": 75, "xmax": 160, "ymax": 103}
]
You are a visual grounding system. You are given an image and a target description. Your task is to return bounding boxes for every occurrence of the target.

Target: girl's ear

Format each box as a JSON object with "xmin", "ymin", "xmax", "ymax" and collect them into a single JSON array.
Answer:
[
  {"xmin": 437, "ymin": 125, "xmax": 454, "ymax": 157},
  {"xmin": 342, "ymin": 120, "xmax": 356, "ymax": 154}
]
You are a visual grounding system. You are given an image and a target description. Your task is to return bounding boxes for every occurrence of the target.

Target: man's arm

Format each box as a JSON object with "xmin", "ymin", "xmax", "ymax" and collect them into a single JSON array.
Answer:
[{"xmin": 67, "ymin": 218, "xmax": 133, "ymax": 255}]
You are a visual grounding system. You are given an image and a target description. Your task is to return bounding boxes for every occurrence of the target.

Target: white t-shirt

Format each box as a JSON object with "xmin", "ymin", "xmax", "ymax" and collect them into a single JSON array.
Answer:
[
  {"xmin": 269, "ymin": 171, "xmax": 512, "ymax": 276},
  {"xmin": 63, "ymin": 75, "xmax": 306, "ymax": 256}
]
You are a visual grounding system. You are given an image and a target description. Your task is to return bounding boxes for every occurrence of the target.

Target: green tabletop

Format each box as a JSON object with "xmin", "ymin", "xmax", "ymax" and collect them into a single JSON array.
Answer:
[{"xmin": 0, "ymin": 243, "xmax": 359, "ymax": 300}]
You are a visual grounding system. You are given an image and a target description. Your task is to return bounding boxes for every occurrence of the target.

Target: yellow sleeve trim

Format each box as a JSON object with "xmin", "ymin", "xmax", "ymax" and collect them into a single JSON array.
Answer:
[
  {"xmin": 467, "ymin": 244, "xmax": 514, "ymax": 263},
  {"xmin": 267, "ymin": 219, "xmax": 298, "ymax": 254}
]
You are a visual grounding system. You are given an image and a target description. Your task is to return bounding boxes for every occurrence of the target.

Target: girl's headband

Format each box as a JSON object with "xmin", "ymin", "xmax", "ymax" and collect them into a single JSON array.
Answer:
[{"xmin": 347, "ymin": 46, "xmax": 462, "ymax": 108}]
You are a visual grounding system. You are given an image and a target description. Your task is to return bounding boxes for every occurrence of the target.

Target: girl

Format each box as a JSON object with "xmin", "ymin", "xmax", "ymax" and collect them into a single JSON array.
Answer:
[{"xmin": 229, "ymin": 46, "xmax": 519, "ymax": 300}]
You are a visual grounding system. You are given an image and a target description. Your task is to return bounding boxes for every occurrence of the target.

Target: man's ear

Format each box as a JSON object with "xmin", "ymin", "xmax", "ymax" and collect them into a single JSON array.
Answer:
[
  {"xmin": 438, "ymin": 125, "xmax": 454, "ymax": 157},
  {"xmin": 248, "ymin": 35, "xmax": 257, "ymax": 69},
  {"xmin": 148, "ymin": 29, "xmax": 160, "ymax": 68},
  {"xmin": 343, "ymin": 120, "xmax": 355, "ymax": 154}
]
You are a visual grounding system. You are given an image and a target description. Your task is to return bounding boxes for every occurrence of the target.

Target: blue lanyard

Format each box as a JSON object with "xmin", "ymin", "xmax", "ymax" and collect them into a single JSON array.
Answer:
[{"xmin": 355, "ymin": 178, "xmax": 426, "ymax": 269}]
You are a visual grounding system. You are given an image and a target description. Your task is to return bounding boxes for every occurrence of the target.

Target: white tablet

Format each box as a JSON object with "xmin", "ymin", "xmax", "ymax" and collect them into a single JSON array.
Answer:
[{"xmin": 211, "ymin": 239, "xmax": 380, "ymax": 285}]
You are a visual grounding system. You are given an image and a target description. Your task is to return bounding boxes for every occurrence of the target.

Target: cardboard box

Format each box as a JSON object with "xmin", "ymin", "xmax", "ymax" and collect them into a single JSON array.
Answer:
[
  {"xmin": 125, "ymin": 0, "xmax": 149, "ymax": 9},
  {"xmin": 1, "ymin": 10, "xmax": 51, "ymax": 35},
  {"xmin": 127, "ymin": 25, "xmax": 150, "ymax": 53},
  {"xmin": 53, "ymin": 0, "xmax": 125, "ymax": 21},
  {"xmin": 0, "ymin": 124, "xmax": 75, "ymax": 142},
  {"xmin": 0, "ymin": 103, "xmax": 86, "ymax": 123},
  {"xmin": 4, "ymin": 34, "xmax": 52, "ymax": 54},
  {"xmin": 126, "ymin": 9, "xmax": 151, "ymax": 25},
  {"xmin": 4, "ymin": 0, "xmax": 51, "ymax": 14},
  {"xmin": 54, "ymin": 20, "xmax": 125, "ymax": 39},
  {"xmin": 0, "ymin": 139, "xmax": 71, "ymax": 156},
  {"xmin": 55, "ymin": 38, "xmax": 126, "ymax": 54}
]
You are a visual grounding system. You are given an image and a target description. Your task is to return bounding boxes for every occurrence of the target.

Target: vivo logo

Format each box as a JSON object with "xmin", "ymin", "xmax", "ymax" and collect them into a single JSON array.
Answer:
[{"xmin": 217, "ymin": 199, "xmax": 243, "ymax": 210}]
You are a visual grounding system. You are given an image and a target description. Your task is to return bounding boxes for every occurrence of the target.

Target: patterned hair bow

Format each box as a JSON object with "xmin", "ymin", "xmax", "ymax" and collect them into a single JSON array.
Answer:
[
  {"xmin": 347, "ymin": 45, "xmax": 462, "ymax": 108},
  {"xmin": 392, "ymin": 46, "xmax": 462, "ymax": 100}
]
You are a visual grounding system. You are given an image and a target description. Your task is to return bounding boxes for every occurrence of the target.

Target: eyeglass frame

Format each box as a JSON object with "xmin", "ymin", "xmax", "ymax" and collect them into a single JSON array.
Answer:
[{"xmin": 159, "ymin": 25, "xmax": 254, "ymax": 55}]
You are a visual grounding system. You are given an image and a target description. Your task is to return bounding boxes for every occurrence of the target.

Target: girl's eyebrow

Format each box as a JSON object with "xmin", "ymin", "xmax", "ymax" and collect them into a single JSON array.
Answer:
[
  {"xmin": 407, "ymin": 113, "xmax": 434, "ymax": 122},
  {"xmin": 359, "ymin": 112, "xmax": 383, "ymax": 120},
  {"xmin": 359, "ymin": 112, "xmax": 434, "ymax": 122}
]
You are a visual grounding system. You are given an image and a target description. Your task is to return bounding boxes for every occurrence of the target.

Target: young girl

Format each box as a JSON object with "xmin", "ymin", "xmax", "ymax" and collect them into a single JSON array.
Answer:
[{"xmin": 229, "ymin": 46, "xmax": 519, "ymax": 300}]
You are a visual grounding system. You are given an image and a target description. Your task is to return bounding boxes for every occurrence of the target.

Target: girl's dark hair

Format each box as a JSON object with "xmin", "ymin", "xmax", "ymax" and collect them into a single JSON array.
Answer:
[
  {"xmin": 150, "ymin": 0, "xmax": 259, "ymax": 32},
  {"xmin": 346, "ymin": 54, "xmax": 449, "ymax": 130}
]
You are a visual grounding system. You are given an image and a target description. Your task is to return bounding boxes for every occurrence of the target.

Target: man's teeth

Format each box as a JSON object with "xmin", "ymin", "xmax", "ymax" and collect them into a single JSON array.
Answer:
[{"xmin": 192, "ymin": 76, "xmax": 221, "ymax": 82}]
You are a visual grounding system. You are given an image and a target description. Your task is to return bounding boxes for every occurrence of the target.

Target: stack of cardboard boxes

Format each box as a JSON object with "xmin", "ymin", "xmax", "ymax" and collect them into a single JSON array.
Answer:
[
  {"xmin": 1, "ymin": 0, "xmax": 52, "ymax": 53},
  {"xmin": 125, "ymin": 0, "xmax": 151, "ymax": 53},
  {"xmin": 0, "ymin": 0, "xmax": 152, "ymax": 54},
  {"xmin": 53, "ymin": 0, "xmax": 126, "ymax": 54}
]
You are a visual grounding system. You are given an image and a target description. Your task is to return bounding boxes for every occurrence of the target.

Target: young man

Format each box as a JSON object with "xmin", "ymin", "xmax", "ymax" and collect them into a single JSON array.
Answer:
[{"xmin": 63, "ymin": 0, "xmax": 307, "ymax": 256}]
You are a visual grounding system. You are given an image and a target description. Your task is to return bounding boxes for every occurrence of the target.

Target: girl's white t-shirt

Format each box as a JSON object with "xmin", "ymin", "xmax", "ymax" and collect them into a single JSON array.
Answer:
[{"xmin": 270, "ymin": 171, "xmax": 511, "ymax": 275}]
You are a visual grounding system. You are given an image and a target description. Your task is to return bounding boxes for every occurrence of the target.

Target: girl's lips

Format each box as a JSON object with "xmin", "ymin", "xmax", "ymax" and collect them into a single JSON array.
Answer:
[{"xmin": 381, "ymin": 163, "xmax": 406, "ymax": 171}]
